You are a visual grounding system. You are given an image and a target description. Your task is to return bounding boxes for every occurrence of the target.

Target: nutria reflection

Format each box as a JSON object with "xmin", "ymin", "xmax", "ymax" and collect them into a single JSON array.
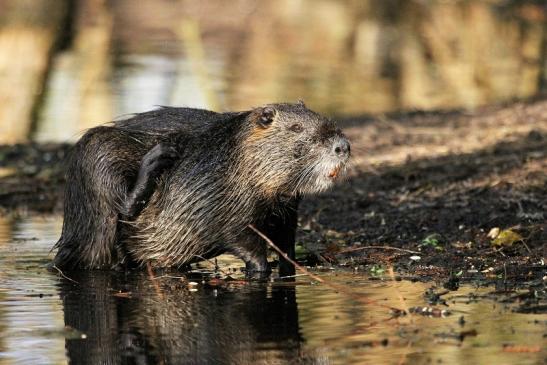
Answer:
[{"xmin": 58, "ymin": 271, "xmax": 302, "ymax": 365}]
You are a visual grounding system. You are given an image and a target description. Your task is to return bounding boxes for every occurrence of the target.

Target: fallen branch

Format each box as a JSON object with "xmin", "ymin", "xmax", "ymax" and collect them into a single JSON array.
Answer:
[{"xmin": 51, "ymin": 264, "xmax": 79, "ymax": 284}]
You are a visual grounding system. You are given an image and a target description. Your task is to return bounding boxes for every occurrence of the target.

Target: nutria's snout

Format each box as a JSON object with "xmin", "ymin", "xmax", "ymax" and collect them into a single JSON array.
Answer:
[
  {"xmin": 327, "ymin": 136, "xmax": 350, "ymax": 180},
  {"xmin": 332, "ymin": 137, "xmax": 351, "ymax": 160}
]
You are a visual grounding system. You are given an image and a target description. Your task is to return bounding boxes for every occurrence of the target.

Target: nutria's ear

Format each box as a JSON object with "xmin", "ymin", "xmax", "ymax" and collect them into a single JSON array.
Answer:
[
  {"xmin": 297, "ymin": 99, "xmax": 306, "ymax": 107},
  {"xmin": 256, "ymin": 106, "xmax": 277, "ymax": 128}
]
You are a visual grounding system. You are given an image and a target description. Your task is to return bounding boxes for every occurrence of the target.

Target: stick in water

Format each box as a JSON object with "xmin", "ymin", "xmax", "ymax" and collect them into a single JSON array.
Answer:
[{"xmin": 248, "ymin": 224, "xmax": 404, "ymax": 312}]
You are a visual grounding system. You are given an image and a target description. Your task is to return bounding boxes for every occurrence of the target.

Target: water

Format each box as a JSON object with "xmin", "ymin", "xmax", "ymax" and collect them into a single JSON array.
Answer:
[
  {"xmin": 0, "ymin": 216, "xmax": 545, "ymax": 364},
  {"xmin": 0, "ymin": 216, "xmax": 65, "ymax": 364}
]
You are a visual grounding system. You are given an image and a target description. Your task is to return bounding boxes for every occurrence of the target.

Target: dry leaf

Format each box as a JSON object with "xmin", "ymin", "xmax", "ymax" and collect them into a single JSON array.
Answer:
[
  {"xmin": 492, "ymin": 229, "xmax": 523, "ymax": 246},
  {"xmin": 487, "ymin": 227, "xmax": 500, "ymax": 239}
]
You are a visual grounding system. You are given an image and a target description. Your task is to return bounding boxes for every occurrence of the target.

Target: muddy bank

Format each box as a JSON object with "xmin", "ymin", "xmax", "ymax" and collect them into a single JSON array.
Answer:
[
  {"xmin": 0, "ymin": 99, "xmax": 545, "ymax": 300},
  {"xmin": 0, "ymin": 142, "xmax": 70, "ymax": 212},
  {"xmin": 301, "ymin": 98, "xmax": 546, "ymax": 314}
]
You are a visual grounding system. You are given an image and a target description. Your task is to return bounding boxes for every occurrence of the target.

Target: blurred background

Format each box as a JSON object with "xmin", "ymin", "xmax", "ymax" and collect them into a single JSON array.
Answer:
[{"xmin": 0, "ymin": 0, "xmax": 546, "ymax": 144}]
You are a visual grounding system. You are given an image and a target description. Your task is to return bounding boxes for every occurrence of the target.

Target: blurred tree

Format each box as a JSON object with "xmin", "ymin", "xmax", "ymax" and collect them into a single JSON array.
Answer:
[{"xmin": 0, "ymin": 0, "xmax": 69, "ymax": 144}]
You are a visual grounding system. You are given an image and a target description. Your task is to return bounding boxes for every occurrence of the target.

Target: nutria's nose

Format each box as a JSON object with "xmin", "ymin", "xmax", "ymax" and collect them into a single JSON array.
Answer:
[{"xmin": 332, "ymin": 138, "xmax": 350, "ymax": 159}]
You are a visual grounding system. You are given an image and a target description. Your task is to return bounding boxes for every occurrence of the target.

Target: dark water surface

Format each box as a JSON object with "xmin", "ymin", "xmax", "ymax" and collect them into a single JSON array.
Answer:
[{"xmin": 0, "ymin": 216, "xmax": 545, "ymax": 364}]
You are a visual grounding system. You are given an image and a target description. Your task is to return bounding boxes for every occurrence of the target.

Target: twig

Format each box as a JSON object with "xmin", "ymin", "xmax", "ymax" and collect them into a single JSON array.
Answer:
[
  {"xmin": 339, "ymin": 245, "xmax": 421, "ymax": 255},
  {"xmin": 52, "ymin": 264, "xmax": 79, "ymax": 284},
  {"xmin": 276, "ymin": 273, "xmax": 309, "ymax": 280},
  {"xmin": 520, "ymin": 240, "xmax": 532, "ymax": 254},
  {"xmin": 248, "ymin": 224, "xmax": 403, "ymax": 312},
  {"xmin": 150, "ymin": 275, "xmax": 187, "ymax": 280},
  {"xmin": 493, "ymin": 247, "xmax": 507, "ymax": 257}
]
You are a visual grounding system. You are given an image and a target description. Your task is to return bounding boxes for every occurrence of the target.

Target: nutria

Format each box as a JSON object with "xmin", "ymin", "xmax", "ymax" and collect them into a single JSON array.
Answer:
[{"xmin": 53, "ymin": 102, "xmax": 350, "ymax": 276}]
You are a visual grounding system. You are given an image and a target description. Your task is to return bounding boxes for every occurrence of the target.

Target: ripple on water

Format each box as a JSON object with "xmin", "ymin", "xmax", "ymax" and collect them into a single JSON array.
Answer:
[{"xmin": 0, "ymin": 216, "xmax": 66, "ymax": 365}]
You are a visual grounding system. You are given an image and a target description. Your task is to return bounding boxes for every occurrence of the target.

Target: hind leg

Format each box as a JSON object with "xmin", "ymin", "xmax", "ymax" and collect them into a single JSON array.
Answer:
[
  {"xmin": 121, "ymin": 144, "xmax": 178, "ymax": 219},
  {"xmin": 54, "ymin": 127, "xmax": 172, "ymax": 269}
]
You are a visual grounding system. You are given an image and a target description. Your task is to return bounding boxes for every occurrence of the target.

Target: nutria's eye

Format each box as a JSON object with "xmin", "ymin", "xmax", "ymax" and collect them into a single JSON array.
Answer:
[
  {"xmin": 257, "ymin": 107, "xmax": 276, "ymax": 127},
  {"xmin": 289, "ymin": 123, "xmax": 303, "ymax": 133}
]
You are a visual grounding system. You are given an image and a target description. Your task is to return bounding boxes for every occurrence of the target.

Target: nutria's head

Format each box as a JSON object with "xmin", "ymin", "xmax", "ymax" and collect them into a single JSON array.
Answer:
[{"xmin": 241, "ymin": 102, "xmax": 350, "ymax": 196}]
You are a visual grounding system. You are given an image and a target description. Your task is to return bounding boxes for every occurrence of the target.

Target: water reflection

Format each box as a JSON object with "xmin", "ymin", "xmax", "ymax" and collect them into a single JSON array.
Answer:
[
  {"xmin": 0, "ymin": 216, "xmax": 66, "ymax": 365},
  {"xmin": 59, "ymin": 271, "xmax": 301, "ymax": 365}
]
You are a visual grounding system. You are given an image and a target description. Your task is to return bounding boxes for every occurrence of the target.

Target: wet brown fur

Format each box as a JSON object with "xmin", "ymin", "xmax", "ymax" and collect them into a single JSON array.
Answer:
[{"xmin": 53, "ymin": 103, "xmax": 350, "ymax": 275}]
